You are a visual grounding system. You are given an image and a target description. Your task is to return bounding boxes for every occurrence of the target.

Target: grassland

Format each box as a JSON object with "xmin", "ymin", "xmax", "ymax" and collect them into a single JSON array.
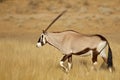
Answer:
[
  {"xmin": 0, "ymin": 0, "xmax": 120, "ymax": 80},
  {"xmin": 0, "ymin": 35, "xmax": 120, "ymax": 80}
]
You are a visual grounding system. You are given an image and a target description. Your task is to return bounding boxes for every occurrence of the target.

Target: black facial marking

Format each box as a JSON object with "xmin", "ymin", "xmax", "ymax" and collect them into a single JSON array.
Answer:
[
  {"xmin": 41, "ymin": 35, "xmax": 43, "ymax": 38},
  {"xmin": 37, "ymin": 35, "xmax": 44, "ymax": 46},
  {"xmin": 37, "ymin": 38, "xmax": 40, "ymax": 42}
]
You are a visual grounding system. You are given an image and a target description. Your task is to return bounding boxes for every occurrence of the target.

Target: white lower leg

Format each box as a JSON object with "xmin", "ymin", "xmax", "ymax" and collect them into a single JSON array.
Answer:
[
  {"xmin": 94, "ymin": 62, "xmax": 98, "ymax": 65},
  {"xmin": 91, "ymin": 62, "xmax": 98, "ymax": 70},
  {"xmin": 68, "ymin": 62, "xmax": 72, "ymax": 70},
  {"xmin": 60, "ymin": 61, "xmax": 68, "ymax": 72},
  {"xmin": 109, "ymin": 67, "xmax": 112, "ymax": 72}
]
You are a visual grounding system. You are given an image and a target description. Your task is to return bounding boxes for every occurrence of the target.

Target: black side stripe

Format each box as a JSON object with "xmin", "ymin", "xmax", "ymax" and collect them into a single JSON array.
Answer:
[{"xmin": 73, "ymin": 48, "xmax": 91, "ymax": 55}]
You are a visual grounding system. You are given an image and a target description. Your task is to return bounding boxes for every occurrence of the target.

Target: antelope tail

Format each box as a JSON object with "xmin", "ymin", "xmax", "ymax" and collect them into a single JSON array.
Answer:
[{"xmin": 107, "ymin": 43, "xmax": 113, "ymax": 68}]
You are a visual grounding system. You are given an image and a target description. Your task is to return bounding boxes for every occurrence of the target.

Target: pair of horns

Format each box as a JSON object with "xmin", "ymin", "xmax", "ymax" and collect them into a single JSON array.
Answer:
[{"xmin": 43, "ymin": 10, "xmax": 67, "ymax": 32}]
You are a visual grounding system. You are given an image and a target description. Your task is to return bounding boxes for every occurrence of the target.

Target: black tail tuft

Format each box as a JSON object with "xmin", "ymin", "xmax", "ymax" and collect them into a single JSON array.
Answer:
[{"xmin": 107, "ymin": 45, "xmax": 113, "ymax": 68}]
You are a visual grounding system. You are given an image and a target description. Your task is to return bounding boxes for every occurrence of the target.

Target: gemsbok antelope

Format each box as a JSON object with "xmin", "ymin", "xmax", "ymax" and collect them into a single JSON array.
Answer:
[{"xmin": 36, "ymin": 10, "xmax": 113, "ymax": 72}]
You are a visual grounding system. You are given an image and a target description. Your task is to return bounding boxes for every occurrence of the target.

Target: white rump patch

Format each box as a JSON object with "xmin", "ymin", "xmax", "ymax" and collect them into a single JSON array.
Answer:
[
  {"xmin": 97, "ymin": 41, "xmax": 106, "ymax": 52},
  {"xmin": 100, "ymin": 48, "xmax": 107, "ymax": 58},
  {"xmin": 97, "ymin": 41, "xmax": 107, "ymax": 58}
]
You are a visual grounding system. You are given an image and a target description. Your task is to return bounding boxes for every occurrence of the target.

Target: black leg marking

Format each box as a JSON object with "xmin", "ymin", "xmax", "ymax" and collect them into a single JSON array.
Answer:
[
  {"xmin": 92, "ymin": 49, "xmax": 99, "ymax": 63},
  {"xmin": 60, "ymin": 54, "xmax": 72, "ymax": 72},
  {"xmin": 61, "ymin": 54, "xmax": 72, "ymax": 62},
  {"xmin": 61, "ymin": 55, "xmax": 69, "ymax": 62},
  {"xmin": 68, "ymin": 55, "xmax": 72, "ymax": 63}
]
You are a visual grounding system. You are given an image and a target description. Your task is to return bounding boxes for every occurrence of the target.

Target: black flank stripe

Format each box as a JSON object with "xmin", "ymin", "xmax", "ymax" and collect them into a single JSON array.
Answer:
[{"xmin": 73, "ymin": 48, "xmax": 91, "ymax": 55}]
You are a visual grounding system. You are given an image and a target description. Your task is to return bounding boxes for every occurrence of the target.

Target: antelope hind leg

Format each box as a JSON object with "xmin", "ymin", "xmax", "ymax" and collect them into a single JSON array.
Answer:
[{"xmin": 91, "ymin": 49, "xmax": 99, "ymax": 71}]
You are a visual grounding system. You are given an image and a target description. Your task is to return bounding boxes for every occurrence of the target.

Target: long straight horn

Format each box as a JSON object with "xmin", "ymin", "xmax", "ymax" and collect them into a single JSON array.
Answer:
[{"xmin": 44, "ymin": 10, "xmax": 67, "ymax": 32}]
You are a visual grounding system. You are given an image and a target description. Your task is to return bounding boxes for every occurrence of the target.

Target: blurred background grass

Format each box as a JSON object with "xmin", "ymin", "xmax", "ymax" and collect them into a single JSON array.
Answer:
[{"xmin": 0, "ymin": 0, "xmax": 120, "ymax": 80}]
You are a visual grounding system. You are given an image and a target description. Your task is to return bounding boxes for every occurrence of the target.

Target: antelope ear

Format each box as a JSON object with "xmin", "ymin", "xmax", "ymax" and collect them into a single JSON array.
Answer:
[{"xmin": 42, "ymin": 30, "xmax": 46, "ymax": 34}]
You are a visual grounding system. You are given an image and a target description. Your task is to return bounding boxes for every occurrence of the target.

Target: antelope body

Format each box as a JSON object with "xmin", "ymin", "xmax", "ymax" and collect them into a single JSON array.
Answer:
[
  {"xmin": 45, "ymin": 31, "xmax": 104, "ymax": 54},
  {"xmin": 36, "ymin": 10, "xmax": 113, "ymax": 72}
]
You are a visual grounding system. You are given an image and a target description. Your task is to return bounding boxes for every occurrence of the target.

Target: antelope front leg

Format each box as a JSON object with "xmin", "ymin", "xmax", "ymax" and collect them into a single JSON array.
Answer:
[
  {"xmin": 60, "ymin": 55, "xmax": 69, "ymax": 72},
  {"xmin": 68, "ymin": 55, "xmax": 72, "ymax": 70}
]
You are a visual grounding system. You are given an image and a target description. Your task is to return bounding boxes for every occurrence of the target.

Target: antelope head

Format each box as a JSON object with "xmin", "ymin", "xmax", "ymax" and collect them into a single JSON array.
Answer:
[{"xmin": 36, "ymin": 30, "xmax": 46, "ymax": 47}]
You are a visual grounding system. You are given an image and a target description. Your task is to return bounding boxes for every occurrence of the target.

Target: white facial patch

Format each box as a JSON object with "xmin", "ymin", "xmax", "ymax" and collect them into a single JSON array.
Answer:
[
  {"xmin": 36, "ymin": 42, "xmax": 42, "ymax": 47},
  {"xmin": 43, "ymin": 37, "xmax": 46, "ymax": 44}
]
